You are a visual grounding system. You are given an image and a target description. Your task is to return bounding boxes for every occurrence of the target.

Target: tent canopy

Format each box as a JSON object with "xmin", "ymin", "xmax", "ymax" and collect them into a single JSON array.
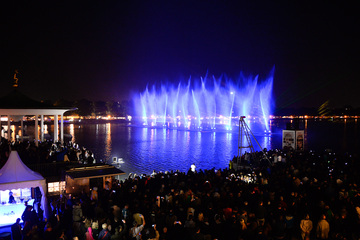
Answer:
[
  {"xmin": 0, "ymin": 151, "xmax": 48, "ymax": 218},
  {"xmin": 0, "ymin": 151, "xmax": 45, "ymax": 190}
]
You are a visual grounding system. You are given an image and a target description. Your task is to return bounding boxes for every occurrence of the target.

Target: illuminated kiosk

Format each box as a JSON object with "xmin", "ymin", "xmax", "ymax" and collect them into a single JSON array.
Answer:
[
  {"xmin": 65, "ymin": 165, "xmax": 125, "ymax": 195},
  {"xmin": 0, "ymin": 151, "xmax": 48, "ymax": 227}
]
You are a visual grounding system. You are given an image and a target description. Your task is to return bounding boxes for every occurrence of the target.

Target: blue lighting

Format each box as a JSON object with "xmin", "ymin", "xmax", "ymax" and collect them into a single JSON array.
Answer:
[{"xmin": 133, "ymin": 69, "xmax": 274, "ymax": 132}]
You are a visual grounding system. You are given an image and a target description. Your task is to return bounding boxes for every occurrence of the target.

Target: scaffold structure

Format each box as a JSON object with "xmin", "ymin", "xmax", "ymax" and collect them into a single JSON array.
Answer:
[{"xmin": 237, "ymin": 116, "xmax": 271, "ymax": 165}]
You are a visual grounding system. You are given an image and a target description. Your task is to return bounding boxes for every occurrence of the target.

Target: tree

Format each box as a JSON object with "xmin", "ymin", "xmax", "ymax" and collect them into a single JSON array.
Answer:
[{"xmin": 73, "ymin": 99, "xmax": 93, "ymax": 116}]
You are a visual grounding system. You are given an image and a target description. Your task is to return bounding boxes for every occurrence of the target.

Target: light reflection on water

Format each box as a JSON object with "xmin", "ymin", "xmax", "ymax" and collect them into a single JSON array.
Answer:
[
  {"xmin": 68, "ymin": 124, "xmax": 276, "ymax": 175},
  {"xmin": 62, "ymin": 119, "xmax": 360, "ymax": 175},
  {"xmin": 104, "ymin": 123, "xmax": 112, "ymax": 160}
]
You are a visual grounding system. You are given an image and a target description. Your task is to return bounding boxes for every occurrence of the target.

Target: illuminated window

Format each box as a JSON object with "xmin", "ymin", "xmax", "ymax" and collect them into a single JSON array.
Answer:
[
  {"xmin": 48, "ymin": 181, "xmax": 66, "ymax": 193},
  {"xmin": 53, "ymin": 182, "xmax": 60, "ymax": 192},
  {"xmin": 48, "ymin": 183, "xmax": 54, "ymax": 193}
]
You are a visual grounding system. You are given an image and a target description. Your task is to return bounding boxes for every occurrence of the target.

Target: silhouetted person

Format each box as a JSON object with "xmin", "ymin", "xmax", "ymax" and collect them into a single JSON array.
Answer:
[
  {"xmin": 9, "ymin": 191, "xmax": 16, "ymax": 204},
  {"xmin": 44, "ymin": 222, "xmax": 56, "ymax": 240},
  {"xmin": 192, "ymin": 226, "xmax": 205, "ymax": 240},
  {"xmin": 11, "ymin": 218, "xmax": 22, "ymax": 240},
  {"xmin": 22, "ymin": 205, "xmax": 33, "ymax": 223}
]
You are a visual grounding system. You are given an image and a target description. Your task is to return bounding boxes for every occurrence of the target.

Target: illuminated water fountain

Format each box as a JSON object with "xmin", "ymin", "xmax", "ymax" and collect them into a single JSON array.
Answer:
[{"xmin": 133, "ymin": 69, "xmax": 274, "ymax": 133}]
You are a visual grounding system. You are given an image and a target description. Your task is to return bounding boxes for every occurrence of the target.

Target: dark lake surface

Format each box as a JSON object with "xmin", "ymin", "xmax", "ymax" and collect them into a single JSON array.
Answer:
[{"xmin": 64, "ymin": 118, "xmax": 360, "ymax": 176}]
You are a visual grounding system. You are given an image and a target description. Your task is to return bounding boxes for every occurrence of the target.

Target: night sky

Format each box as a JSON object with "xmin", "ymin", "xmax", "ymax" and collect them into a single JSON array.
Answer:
[{"xmin": 1, "ymin": 1, "xmax": 359, "ymax": 109}]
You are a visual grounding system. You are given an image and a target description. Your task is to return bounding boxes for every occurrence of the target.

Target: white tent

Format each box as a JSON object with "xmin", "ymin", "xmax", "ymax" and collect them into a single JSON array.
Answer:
[{"xmin": 0, "ymin": 151, "xmax": 48, "ymax": 224}]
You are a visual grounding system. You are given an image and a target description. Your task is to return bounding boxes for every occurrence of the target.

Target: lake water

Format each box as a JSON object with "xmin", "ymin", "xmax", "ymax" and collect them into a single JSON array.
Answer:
[{"xmin": 64, "ymin": 118, "xmax": 360, "ymax": 175}]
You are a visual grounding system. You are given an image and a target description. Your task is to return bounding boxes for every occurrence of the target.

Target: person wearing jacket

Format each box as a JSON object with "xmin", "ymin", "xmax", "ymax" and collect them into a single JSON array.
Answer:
[
  {"xmin": 316, "ymin": 214, "xmax": 330, "ymax": 239},
  {"xmin": 300, "ymin": 214, "xmax": 313, "ymax": 240},
  {"xmin": 98, "ymin": 223, "xmax": 111, "ymax": 240},
  {"xmin": 73, "ymin": 201, "xmax": 83, "ymax": 222}
]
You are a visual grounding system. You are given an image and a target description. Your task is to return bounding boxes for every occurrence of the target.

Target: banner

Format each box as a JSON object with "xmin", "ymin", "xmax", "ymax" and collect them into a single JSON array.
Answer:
[
  {"xmin": 282, "ymin": 130, "xmax": 295, "ymax": 150},
  {"xmin": 296, "ymin": 130, "xmax": 304, "ymax": 151}
]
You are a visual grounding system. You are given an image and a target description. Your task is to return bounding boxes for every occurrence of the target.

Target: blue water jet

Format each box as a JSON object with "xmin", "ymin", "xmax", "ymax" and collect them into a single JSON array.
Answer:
[{"xmin": 133, "ymin": 69, "xmax": 274, "ymax": 133}]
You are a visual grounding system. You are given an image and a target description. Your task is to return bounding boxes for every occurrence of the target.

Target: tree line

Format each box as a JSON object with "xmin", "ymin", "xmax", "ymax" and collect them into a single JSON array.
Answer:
[
  {"xmin": 51, "ymin": 98, "xmax": 360, "ymax": 118},
  {"xmin": 53, "ymin": 99, "xmax": 132, "ymax": 117}
]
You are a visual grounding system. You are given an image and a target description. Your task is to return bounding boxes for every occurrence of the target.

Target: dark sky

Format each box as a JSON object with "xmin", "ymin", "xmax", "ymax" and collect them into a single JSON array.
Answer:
[{"xmin": 1, "ymin": 1, "xmax": 359, "ymax": 109}]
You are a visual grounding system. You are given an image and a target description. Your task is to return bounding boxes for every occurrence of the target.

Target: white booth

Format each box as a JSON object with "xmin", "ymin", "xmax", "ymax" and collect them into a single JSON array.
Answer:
[{"xmin": 0, "ymin": 151, "xmax": 48, "ymax": 227}]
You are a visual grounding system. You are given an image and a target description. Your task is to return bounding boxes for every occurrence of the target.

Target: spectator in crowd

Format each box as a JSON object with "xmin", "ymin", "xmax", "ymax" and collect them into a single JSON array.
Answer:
[
  {"xmin": 300, "ymin": 214, "xmax": 313, "ymax": 240},
  {"xmin": 98, "ymin": 223, "xmax": 111, "ymax": 240},
  {"xmin": 130, "ymin": 214, "xmax": 145, "ymax": 240},
  {"xmin": 4, "ymin": 137, "xmax": 360, "ymax": 240},
  {"xmin": 11, "ymin": 218, "xmax": 22, "ymax": 240},
  {"xmin": 316, "ymin": 214, "xmax": 330, "ymax": 239}
]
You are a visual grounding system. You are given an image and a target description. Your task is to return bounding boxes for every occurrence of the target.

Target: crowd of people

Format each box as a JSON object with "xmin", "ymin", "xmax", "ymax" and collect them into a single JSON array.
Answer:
[
  {"xmin": 2, "ymin": 136, "xmax": 360, "ymax": 239},
  {"xmin": 0, "ymin": 137, "xmax": 98, "ymax": 169}
]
